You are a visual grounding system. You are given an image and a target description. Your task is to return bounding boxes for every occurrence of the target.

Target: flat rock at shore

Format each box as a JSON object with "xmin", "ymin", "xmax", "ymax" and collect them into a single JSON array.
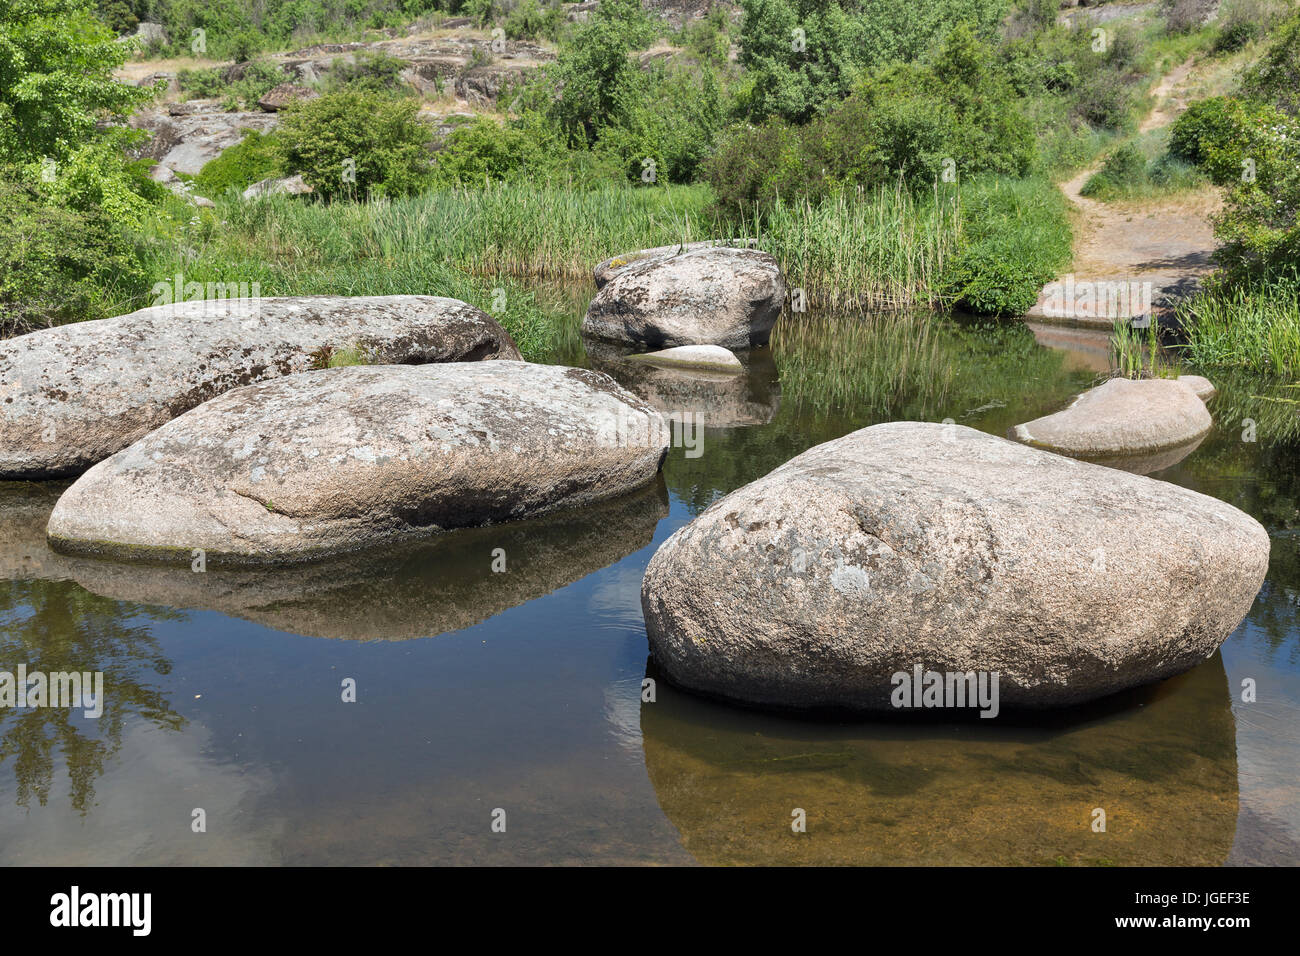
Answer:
[
  {"xmin": 641, "ymin": 421, "xmax": 1268, "ymax": 711},
  {"xmin": 1009, "ymin": 377, "xmax": 1212, "ymax": 474},
  {"xmin": 0, "ymin": 295, "xmax": 519, "ymax": 479},
  {"xmin": 47, "ymin": 362, "xmax": 669, "ymax": 566},
  {"xmin": 583, "ymin": 246, "xmax": 785, "ymax": 350}
]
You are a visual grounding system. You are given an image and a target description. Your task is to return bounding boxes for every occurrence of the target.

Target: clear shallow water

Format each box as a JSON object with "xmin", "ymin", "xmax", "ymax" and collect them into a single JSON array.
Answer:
[{"xmin": 1, "ymin": 309, "xmax": 1298, "ymax": 865}]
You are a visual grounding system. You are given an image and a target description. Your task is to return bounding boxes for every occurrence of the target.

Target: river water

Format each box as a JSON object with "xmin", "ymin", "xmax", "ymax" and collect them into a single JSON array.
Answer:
[{"xmin": 1, "ymin": 302, "xmax": 1297, "ymax": 865}]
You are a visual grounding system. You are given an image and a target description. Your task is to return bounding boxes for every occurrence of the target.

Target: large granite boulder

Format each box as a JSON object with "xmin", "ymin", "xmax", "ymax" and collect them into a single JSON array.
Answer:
[
  {"xmin": 1009, "ymin": 376, "xmax": 1212, "ymax": 474},
  {"xmin": 641, "ymin": 421, "xmax": 1268, "ymax": 710},
  {"xmin": 582, "ymin": 246, "xmax": 785, "ymax": 350},
  {"xmin": 0, "ymin": 295, "xmax": 519, "ymax": 479},
  {"xmin": 47, "ymin": 362, "xmax": 670, "ymax": 566}
]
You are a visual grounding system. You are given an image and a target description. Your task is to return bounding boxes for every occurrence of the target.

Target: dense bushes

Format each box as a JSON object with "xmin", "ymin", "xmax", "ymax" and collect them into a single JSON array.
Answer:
[
  {"xmin": 0, "ymin": 176, "xmax": 152, "ymax": 335},
  {"xmin": 735, "ymin": 0, "xmax": 1011, "ymax": 123},
  {"xmin": 707, "ymin": 26, "xmax": 1034, "ymax": 214},
  {"xmin": 274, "ymin": 91, "xmax": 434, "ymax": 199}
]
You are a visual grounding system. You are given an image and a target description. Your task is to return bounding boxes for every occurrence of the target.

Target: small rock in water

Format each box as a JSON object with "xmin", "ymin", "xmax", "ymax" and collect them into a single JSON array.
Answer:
[
  {"xmin": 625, "ymin": 345, "xmax": 744, "ymax": 374},
  {"xmin": 1008, "ymin": 377, "xmax": 1211, "ymax": 474},
  {"xmin": 641, "ymin": 421, "xmax": 1268, "ymax": 711}
]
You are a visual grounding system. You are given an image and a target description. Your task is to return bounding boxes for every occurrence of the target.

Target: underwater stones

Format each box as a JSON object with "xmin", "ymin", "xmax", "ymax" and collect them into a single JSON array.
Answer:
[
  {"xmin": 640, "ymin": 421, "xmax": 1268, "ymax": 711},
  {"xmin": 1009, "ymin": 377, "xmax": 1212, "ymax": 474},
  {"xmin": 0, "ymin": 295, "xmax": 519, "ymax": 479},
  {"xmin": 46, "ymin": 362, "xmax": 669, "ymax": 566},
  {"xmin": 583, "ymin": 246, "xmax": 785, "ymax": 350}
]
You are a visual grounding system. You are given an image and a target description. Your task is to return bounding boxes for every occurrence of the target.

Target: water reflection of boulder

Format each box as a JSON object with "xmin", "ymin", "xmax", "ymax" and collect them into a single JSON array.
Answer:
[
  {"xmin": 585, "ymin": 339, "xmax": 781, "ymax": 428},
  {"xmin": 51, "ymin": 480, "xmax": 669, "ymax": 641},
  {"xmin": 641, "ymin": 654, "xmax": 1237, "ymax": 865},
  {"xmin": 0, "ymin": 482, "xmax": 74, "ymax": 582}
]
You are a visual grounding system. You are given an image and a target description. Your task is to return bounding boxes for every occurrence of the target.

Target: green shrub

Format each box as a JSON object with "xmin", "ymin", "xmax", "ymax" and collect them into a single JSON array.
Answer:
[
  {"xmin": 1239, "ymin": 8, "xmax": 1300, "ymax": 116},
  {"xmin": 327, "ymin": 51, "xmax": 410, "ymax": 94},
  {"xmin": 504, "ymin": 0, "xmax": 565, "ymax": 41},
  {"xmin": 0, "ymin": 174, "xmax": 152, "ymax": 334},
  {"xmin": 431, "ymin": 118, "xmax": 548, "ymax": 185},
  {"xmin": 942, "ymin": 175, "xmax": 1072, "ymax": 316},
  {"xmin": 273, "ymin": 91, "xmax": 434, "ymax": 200},
  {"xmin": 1080, "ymin": 142, "xmax": 1147, "ymax": 196},
  {"xmin": 1168, "ymin": 95, "xmax": 1289, "ymax": 185},
  {"xmin": 193, "ymin": 130, "xmax": 283, "ymax": 196}
]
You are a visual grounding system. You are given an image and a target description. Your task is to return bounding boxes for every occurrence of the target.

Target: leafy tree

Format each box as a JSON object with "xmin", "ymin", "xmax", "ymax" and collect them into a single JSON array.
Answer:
[{"xmin": 0, "ymin": 0, "xmax": 154, "ymax": 163}]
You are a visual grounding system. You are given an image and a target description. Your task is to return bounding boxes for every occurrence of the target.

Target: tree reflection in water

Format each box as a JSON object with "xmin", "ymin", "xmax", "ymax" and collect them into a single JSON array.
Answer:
[{"xmin": 0, "ymin": 579, "xmax": 185, "ymax": 813}]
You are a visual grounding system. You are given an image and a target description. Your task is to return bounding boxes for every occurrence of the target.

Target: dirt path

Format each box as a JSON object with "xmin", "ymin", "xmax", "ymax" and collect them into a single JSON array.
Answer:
[{"xmin": 1026, "ymin": 58, "xmax": 1221, "ymax": 328}]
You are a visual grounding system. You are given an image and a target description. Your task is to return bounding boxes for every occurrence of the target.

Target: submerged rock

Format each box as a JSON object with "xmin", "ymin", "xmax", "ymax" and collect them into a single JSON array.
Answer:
[
  {"xmin": 1009, "ymin": 377, "xmax": 1212, "ymax": 474},
  {"xmin": 0, "ymin": 295, "xmax": 519, "ymax": 479},
  {"xmin": 583, "ymin": 246, "xmax": 785, "ymax": 350},
  {"xmin": 641, "ymin": 421, "xmax": 1268, "ymax": 710},
  {"xmin": 47, "ymin": 363, "xmax": 669, "ymax": 566}
]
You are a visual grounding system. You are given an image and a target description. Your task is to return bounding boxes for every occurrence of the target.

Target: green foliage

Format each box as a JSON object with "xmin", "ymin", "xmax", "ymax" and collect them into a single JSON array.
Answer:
[
  {"xmin": 193, "ymin": 130, "xmax": 283, "ymax": 195},
  {"xmin": 431, "ymin": 117, "xmax": 548, "ymax": 184},
  {"xmin": 735, "ymin": 0, "xmax": 1011, "ymax": 123},
  {"xmin": 179, "ymin": 60, "xmax": 287, "ymax": 109},
  {"xmin": 326, "ymin": 50, "xmax": 412, "ymax": 94},
  {"xmin": 707, "ymin": 27, "xmax": 1034, "ymax": 213},
  {"xmin": 273, "ymin": 91, "xmax": 433, "ymax": 199},
  {"xmin": 0, "ymin": 173, "xmax": 153, "ymax": 334},
  {"xmin": 1168, "ymin": 95, "xmax": 1291, "ymax": 185},
  {"xmin": 1239, "ymin": 7, "xmax": 1300, "ymax": 116},
  {"xmin": 1181, "ymin": 271, "xmax": 1300, "ymax": 374},
  {"xmin": 503, "ymin": 0, "xmax": 565, "ymax": 41},
  {"xmin": 941, "ymin": 175, "xmax": 1072, "ymax": 316},
  {"xmin": 536, "ymin": 0, "xmax": 655, "ymax": 147},
  {"xmin": 0, "ymin": 0, "xmax": 155, "ymax": 163}
]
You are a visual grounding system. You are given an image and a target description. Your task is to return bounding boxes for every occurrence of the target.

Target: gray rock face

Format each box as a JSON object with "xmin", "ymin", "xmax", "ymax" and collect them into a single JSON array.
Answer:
[
  {"xmin": 641, "ymin": 422, "xmax": 1268, "ymax": 711},
  {"xmin": 47, "ymin": 362, "xmax": 670, "ymax": 566},
  {"xmin": 592, "ymin": 240, "xmax": 758, "ymax": 289},
  {"xmin": 257, "ymin": 82, "xmax": 318, "ymax": 112},
  {"xmin": 0, "ymin": 295, "xmax": 520, "ymax": 479},
  {"xmin": 583, "ymin": 247, "xmax": 785, "ymax": 349},
  {"xmin": 129, "ymin": 106, "xmax": 279, "ymax": 176},
  {"xmin": 1010, "ymin": 377, "xmax": 1212, "ymax": 474}
]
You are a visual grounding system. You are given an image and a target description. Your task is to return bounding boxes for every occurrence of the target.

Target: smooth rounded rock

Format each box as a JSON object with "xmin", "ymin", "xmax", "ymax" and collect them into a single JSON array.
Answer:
[
  {"xmin": 1009, "ymin": 377, "xmax": 1212, "ymax": 474},
  {"xmin": 625, "ymin": 345, "xmax": 744, "ymax": 374},
  {"xmin": 0, "ymin": 295, "xmax": 520, "ymax": 479},
  {"xmin": 583, "ymin": 246, "xmax": 785, "ymax": 350},
  {"xmin": 1178, "ymin": 374, "xmax": 1217, "ymax": 401},
  {"xmin": 641, "ymin": 421, "xmax": 1268, "ymax": 711},
  {"xmin": 47, "ymin": 362, "xmax": 669, "ymax": 566}
]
